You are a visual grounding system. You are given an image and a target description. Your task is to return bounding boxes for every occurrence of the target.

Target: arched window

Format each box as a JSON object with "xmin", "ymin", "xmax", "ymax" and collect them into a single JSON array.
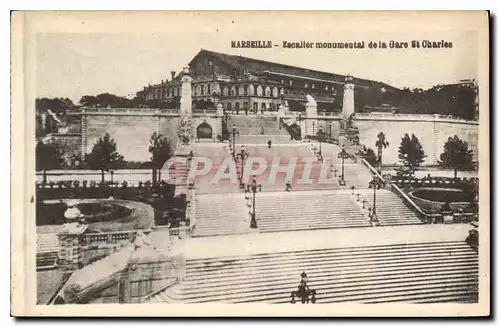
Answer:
[
  {"xmin": 280, "ymin": 88, "xmax": 284, "ymax": 95},
  {"xmin": 272, "ymin": 87, "xmax": 278, "ymax": 98},
  {"xmin": 247, "ymin": 84, "xmax": 255, "ymax": 96},
  {"xmin": 256, "ymin": 85, "xmax": 263, "ymax": 96},
  {"xmin": 196, "ymin": 85, "xmax": 202, "ymax": 96},
  {"xmin": 203, "ymin": 84, "xmax": 209, "ymax": 95},
  {"xmin": 238, "ymin": 85, "xmax": 245, "ymax": 96},
  {"xmin": 265, "ymin": 86, "xmax": 271, "ymax": 97},
  {"xmin": 230, "ymin": 86, "xmax": 237, "ymax": 96},
  {"xmin": 227, "ymin": 102, "xmax": 232, "ymax": 111},
  {"xmin": 305, "ymin": 82, "xmax": 309, "ymax": 88},
  {"xmin": 289, "ymin": 80, "xmax": 293, "ymax": 86},
  {"xmin": 223, "ymin": 86, "xmax": 229, "ymax": 96}
]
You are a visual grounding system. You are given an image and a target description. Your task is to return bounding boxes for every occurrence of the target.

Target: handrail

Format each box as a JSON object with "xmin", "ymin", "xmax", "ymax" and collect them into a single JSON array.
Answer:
[
  {"xmin": 143, "ymin": 278, "xmax": 178, "ymax": 302},
  {"xmin": 360, "ymin": 158, "xmax": 385, "ymax": 183},
  {"xmin": 390, "ymin": 183, "xmax": 438, "ymax": 221}
]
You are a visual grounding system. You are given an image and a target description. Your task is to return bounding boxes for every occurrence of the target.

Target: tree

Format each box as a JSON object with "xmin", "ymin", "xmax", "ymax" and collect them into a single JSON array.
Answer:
[
  {"xmin": 85, "ymin": 133, "xmax": 124, "ymax": 183},
  {"xmin": 397, "ymin": 133, "xmax": 426, "ymax": 177},
  {"xmin": 375, "ymin": 132, "xmax": 389, "ymax": 174},
  {"xmin": 439, "ymin": 135, "xmax": 474, "ymax": 178},
  {"xmin": 36, "ymin": 141, "xmax": 64, "ymax": 183},
  {"xmin": 149, "ymin": 132, "xmax": 173, "ymax": 183}
]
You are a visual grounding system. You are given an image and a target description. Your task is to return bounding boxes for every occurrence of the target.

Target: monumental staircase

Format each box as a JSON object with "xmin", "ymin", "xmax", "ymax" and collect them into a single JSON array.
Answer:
[
  {"xmin": 357, "ymin": 189, "xmax": 424, "ymax": 226},
  {"xmin": 228, "ymin": 115, "xmax": 287, "ymax": 136},
  {"xmin": 193, "ymin": 193, "xmax": 251, "ymax": 237},
  {"xmin": 147, "ymin": 240, "xmax": 478, "ymax": 303},
  {"xmin": 36, "ymin": 232, "xmax": 60, "ymax": 269},
  {"xmin": 254, "ymin": 191, "xmax": 369, "ymax": 232}
]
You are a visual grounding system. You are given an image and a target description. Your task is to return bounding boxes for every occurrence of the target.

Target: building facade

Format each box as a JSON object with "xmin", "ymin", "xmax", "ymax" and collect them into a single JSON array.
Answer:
[{"xmin": 136, "ymin": 49, "xmax": 398, "ymax": 113}]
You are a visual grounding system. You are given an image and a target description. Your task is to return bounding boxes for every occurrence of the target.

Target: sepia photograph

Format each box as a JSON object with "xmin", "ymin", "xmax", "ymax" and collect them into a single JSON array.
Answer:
[{"xmin": 11, "ymin": 11, "xmax": 490, "ymax": 317}]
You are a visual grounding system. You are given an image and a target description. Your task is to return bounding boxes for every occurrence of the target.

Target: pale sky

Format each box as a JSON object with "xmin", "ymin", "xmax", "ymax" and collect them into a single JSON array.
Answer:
[{"xmin": 34, "ymin": 13, "xmax": 478, "ymax": 103}]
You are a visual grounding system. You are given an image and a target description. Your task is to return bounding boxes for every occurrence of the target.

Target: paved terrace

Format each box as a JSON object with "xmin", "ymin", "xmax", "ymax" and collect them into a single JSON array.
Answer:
[{"xmin": 170, "ymin": 223, "xmax": 472, "ymax": 260}]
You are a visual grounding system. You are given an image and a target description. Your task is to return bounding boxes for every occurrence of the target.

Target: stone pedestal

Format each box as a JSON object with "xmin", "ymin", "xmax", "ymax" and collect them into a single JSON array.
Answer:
[
  {"xmin": 342, "ymin": 79, "xmax": 355, "ymax": 119},
  {"xmin": 57, "ymin": 222, "xmax": 88, "ymax": 270},
  {"xmin": 216, "ymin": 103, "xmax": 224, "ymax": 116}
]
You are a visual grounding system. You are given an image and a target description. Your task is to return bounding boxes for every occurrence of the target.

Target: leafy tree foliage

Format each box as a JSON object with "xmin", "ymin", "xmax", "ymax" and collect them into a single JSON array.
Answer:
[
  {"xmin": 79, "ymin": 93, "xmax": 147, "ymax": 108},
  {"xmin": 375, "ymin": 132, "xmax": 389, "ymax": 174},
  {"xmin": 85, "ymin": 133, "xmax": 124, "ymax": 183},
  {"xmin": 149, "ymin": 133, "xmax": 173, "ymax": 183},
  {"xmin": 439, "ymin": 135, "xmax": 475, "ymax": 178},
  {"xmin": 36, "ymin": 141, "xmax": 64, "ymax": 183},
  {"xmin": 397, "ymin": 133, "xmax": 426, "ymax": 177},
  {"xmin": 356, "ymin": 83, "xmax": 477, "ymax": 120}
]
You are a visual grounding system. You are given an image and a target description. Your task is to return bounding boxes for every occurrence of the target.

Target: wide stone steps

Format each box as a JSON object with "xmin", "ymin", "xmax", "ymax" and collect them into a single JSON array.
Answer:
[
  {"xmin": 193, "ymin": 194, "xmax": 250, "ymax": 237},
  {"xmin": 358, "ymin": 190, "xmax": 423, "ymax": 226},
  {"xmin": 37, "ymin": 233, "xmax": 60, "ymax": 253},
  {"xmin": 253, "ymin": 191, "xmax": 369, "ymax": 232},
  {"xmin": 236, "ymin": 135, "xmax": 298, "ymax": 145},
  {"xmin": 228, "ymin": 116, "xmax": 286, "ymax": 136},
  {"xmin": 148, "ymin": 241, "xmax": 478, "ymax": 303},
  {"xmin": 36, "ymin": 252, "xmax": 58, "ymax": 269}
]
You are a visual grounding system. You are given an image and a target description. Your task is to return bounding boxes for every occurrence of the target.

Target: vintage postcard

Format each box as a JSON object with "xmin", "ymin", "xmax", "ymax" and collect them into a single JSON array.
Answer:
[{"xmin": 11, "ymin": 11, "xmax": 490, "ymax": 317}]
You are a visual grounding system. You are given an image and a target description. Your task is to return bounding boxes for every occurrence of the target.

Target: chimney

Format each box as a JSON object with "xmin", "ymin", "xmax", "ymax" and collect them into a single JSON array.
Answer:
[{"xmin": 171, "ymin": 71, "xmax": 176, "ymax": 81}]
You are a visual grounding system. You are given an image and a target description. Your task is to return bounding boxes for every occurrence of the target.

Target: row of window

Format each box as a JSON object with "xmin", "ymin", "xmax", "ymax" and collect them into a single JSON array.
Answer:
[
  {"xmin": 223, "ymin": 102, "xmax": 277, "ymax": 111},
  {"xmin": 147, "ymin": 81, "xmax": 336, "ymax": 100},
  {"xmin": 221, "ymin": 85, "xmax": 282, "ymax": 98},
  {"xmin": 280, "ymin": 79, "xmax": 335, "ymax": 91}
]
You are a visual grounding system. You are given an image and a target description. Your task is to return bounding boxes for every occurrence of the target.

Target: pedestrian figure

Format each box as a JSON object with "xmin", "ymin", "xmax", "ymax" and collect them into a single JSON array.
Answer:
[
  {"xmin": 261, "ymin": 126, "xmax": 265, "ymax": 135},
  {"xmin": 267, "ymin": 140, "xmax": 272, "ymax": 149},
  {"xmin": 286, "ymin": 180, "xmax": 292, "ymax": 192}
]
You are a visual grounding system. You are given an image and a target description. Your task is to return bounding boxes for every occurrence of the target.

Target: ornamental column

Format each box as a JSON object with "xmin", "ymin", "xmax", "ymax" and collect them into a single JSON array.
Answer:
[
  {"xmin": 342, "ymin": 76, "xmax": 355, "ymax": 119},
  {"xmin": 180, "ymin": 66, "xmax": 193, "ymax": 116}
]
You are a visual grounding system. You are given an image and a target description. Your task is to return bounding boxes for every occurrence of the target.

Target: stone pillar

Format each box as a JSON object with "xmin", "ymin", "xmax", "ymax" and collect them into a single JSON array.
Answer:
[
  {"xmin": 305, "ymin": 95, "xmax": 317, "ymax": 137},
  {"xmin": 342, "ymin": 76, "xmax": 355, "ymax": 119},
  {"xmin": 180, "ymin": 66, "xmax": 193, "ymax": 116},
  {"xmin": 57, "ymin": 222, "xmax": 87, "ymax": 270},
  {"xmin": 80, "ymin": 108, "xmax": 87, "ymax": 159}
]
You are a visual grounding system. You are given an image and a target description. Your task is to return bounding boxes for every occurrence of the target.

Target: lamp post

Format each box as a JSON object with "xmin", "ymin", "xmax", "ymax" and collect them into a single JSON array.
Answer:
[
  {"xmin": 236, "ymin": 145, "xmax": 249, "ymax": 188},
  {"xmin": 291, "ymin": 272, "xmax": 316, "ymax": 304},
  {"xmin": 337, "ymin": 146, "xmax": 349, "ymax": 186},
  {"xmin": 368, "ymin": 174, "xmax": 384, "ymax": 225},
  {"xmin": 312, "ymin": 121, "xmax": 316, "ymax": 138},
  {"xmin": 317, "ymin": 126, "xmax": 323, "ymax": 157},
  {"xmin": 246, "ymin": 175, "xmax": 262, "ymax": 228},
  {"xmin": 231, "ymin": 124, "xmax": 237, "ymax": 160},
  {"xmin": 328, "ymin": 121, "xmax": 332, "ymax": 140},
  {"xmin": 110, "ymin": 170, "xmax": 114, "ymax": 184}
]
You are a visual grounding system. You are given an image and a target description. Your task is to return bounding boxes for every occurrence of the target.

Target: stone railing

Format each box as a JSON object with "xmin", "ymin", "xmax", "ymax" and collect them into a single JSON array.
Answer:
[
  {"xmin": 391, "ymin": 176, "xmax": 479, "ymax": 189},
  {"xmin": 82, "ymin": 230, "xmax": 139, "ymax": 246},
  {"xmin": 80, "ymin": 108, "xmax": 180, "ymax": 116},
  {"xmin": 192, "ymin": 108, "xmax": 217, "ymax": 114},
  {"xmin": 360, "ymin": 159, "xmax": 385, "ymax": 183},
  {"xmin": 356, "ymin": 112, "xmax": 478, "ymax": 124},
  {"xmin": 390, "ymin": 183, "xmax": 440, "ymax": 223}
]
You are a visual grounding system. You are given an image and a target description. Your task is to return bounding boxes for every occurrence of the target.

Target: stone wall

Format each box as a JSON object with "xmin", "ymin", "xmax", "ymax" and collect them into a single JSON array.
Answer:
[{"xmin": 355, "ymin": 115, "xmax": 478, "ymax": 165}]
